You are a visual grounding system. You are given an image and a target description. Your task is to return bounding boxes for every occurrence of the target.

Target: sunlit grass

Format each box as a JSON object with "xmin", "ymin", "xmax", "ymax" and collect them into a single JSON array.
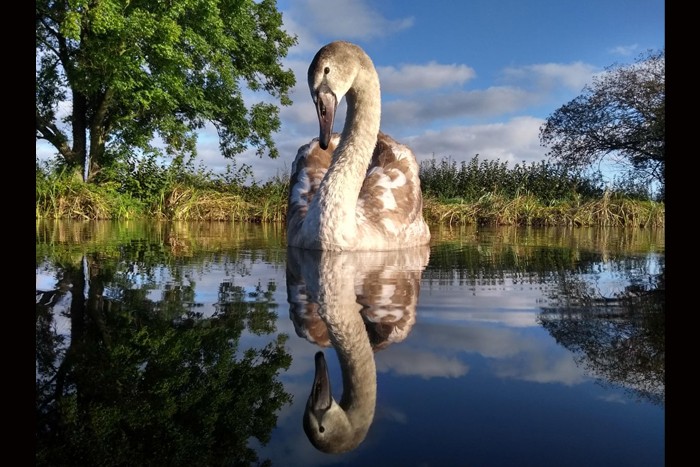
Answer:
[
  {"xmin": 36, "ymin": 165, "xmax": 144, "ymax": 220},
  {"xmin": 36, "ymin": 156, "xmax": 664, "ymax": 227},
  {"xmin": 422, "ymin": 192, "xmax": 664, "ymax": 227}
]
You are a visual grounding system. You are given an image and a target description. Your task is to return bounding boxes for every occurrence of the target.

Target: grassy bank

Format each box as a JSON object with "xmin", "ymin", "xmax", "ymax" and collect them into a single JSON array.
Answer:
[{"xmin": 36, "ymin": 156, "xmax": 664, "ymax": 228}]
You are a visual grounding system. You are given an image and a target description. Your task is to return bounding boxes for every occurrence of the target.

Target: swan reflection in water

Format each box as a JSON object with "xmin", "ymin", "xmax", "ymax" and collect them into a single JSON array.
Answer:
[{"xmin": 286, "ymin": 246, "xmax": 430, "ymax": 453}]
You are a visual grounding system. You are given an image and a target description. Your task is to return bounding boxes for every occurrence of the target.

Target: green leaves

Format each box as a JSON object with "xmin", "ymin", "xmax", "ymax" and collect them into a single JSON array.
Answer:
[
  {"xmin": 539, "ymin": 50, "xmax": 665, "ymax": 200},
  {"xmin": 37, "ymin": 0, "xmax": 298, "ymax": 181}
]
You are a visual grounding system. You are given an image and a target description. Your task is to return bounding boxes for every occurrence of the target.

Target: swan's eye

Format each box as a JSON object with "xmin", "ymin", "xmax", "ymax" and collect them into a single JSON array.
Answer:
[
  {"xmin": 324, "ymin": 67, "xmax": 330, "ymax": 75},
  {"xmin": 319, "ymin": 425, "xmax": 325, "ymax": 433}
]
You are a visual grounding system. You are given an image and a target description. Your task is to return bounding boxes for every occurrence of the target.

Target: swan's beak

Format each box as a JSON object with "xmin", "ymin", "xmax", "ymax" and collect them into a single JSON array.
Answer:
[
  {"xmin": 315, "ymin": 85, "xmax": 337, "ymax": 150},
  {"xmin": 309, "ymin": 351, "xmax": 332, "ymax": 414}
]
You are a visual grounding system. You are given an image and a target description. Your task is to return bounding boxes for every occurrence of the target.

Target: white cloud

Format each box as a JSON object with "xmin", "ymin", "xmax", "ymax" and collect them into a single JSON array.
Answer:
[
  {"xmin": 608, "ymin": 44, "xmax": 639, "ymax": 56},
  {"xmin": 293, "ymin": 0, "xmax": 414, "ymax": 40},
  {"xmin": 378, "ymin": 62, "xmax": 476, "ymax": 94},
  {"xmin": 401, "ymin": 322, "xmax": 590, "ymax": 386},
  {"xmin": 491, "ymin": 350, "xmax": 587, "ymax": 386},
  {"xmin": 375, "ymin": 404, "xmax": 409, "ymax": 424},
  {"xmin": 404, "ymin": 116, "xmax": 547, "ymax": 166},
  {"xmin": 382, "ymin": 87, "xmax": 535, "ymax": 129},
  {"xmin": 376, "ymin": 346, "xmax": 470, "ymax": 379},
  {"xmin": 501, "ymin": 61, "xmax": 598, "ymax": 92}
]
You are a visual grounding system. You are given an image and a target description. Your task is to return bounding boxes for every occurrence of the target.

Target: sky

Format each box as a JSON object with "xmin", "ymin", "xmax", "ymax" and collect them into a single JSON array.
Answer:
[{"xmin": 36, "ymin": 0, "xmax": 665, "ymax": 184}]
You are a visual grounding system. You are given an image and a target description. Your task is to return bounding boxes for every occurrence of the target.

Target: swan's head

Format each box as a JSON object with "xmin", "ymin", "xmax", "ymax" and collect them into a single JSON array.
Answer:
[
  {"xmin": 303, "ymin": 351, "xmax": 370, "ymax": 453},
  {"xmin": 308, "ymin": 41, "xmax": 372, "ymax": 150}
]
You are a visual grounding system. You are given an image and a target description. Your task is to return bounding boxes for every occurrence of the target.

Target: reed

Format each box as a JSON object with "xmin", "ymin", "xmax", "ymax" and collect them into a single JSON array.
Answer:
[
  {"xmin": 157, "ymin": 184, "xmax": 252, "ymax": 221},
  {"xmin": 245, "ymin": 175, "xmax": 289, "ymax": 223},
  {"xmin": 35, "ymin": 156, "xmax": 664, "ymax": 227},
  {"xmin": 36, "ymin": 164, "xmax": 143, "ymax": 219}
]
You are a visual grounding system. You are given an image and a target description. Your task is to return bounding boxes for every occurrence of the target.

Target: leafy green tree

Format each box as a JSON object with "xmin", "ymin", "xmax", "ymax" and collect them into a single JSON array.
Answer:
[
  {"xmin": 36, "ymin": 250, "xmax": 293, "ymax": 466},
  {"xmin": 36, "ymin": 0, "xmax": 297, "ymax": 182},
  {"xmin": 539, "ymin": 49, "xmax": 665, "ymax": 200}
]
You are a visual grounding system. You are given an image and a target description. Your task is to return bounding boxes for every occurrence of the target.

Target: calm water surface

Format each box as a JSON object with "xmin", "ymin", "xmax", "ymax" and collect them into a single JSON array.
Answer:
[{"xmin": 36, "ymin": 220, "xmax": 665, "ymax": 467}]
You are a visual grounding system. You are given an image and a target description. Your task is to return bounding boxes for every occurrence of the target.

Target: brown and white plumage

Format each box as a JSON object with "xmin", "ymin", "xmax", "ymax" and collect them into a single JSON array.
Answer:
[
  {"xmin": 287, "ymin": 41, "xmax": 431, "ymax": 251},
  {"xmin": 286, "ymin": 246, "xmax": 430, "ymax": 453}
]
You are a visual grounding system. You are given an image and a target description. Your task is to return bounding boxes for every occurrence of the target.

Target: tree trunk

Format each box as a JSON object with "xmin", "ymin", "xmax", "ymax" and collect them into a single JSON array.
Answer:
[
  {"xmin": 72, "ymin": 91, "xmax": 89, "ymax": 181},
  {"xmin": 86, "ymin": 88, "xmax": 114, "ymax": 182}
]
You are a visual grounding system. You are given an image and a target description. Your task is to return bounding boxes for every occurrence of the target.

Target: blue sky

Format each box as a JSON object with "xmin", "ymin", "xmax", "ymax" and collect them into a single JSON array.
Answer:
[{"xmin": 36, "ymin": 0, "xmax": 665, "ymax": 184}]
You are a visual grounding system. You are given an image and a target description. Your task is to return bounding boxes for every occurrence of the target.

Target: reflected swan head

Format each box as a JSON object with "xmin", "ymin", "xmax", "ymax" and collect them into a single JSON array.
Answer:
[{"xmin": 303, "ymin": 351, "xmax": 371, "ymax": 453}]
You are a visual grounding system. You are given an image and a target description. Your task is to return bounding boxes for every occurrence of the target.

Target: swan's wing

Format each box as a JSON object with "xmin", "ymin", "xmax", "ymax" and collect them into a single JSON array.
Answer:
[
  {"xmin": 287, "ymin": 247, "xmax": 430, "ymax": 351},
  {"xmin": 289, "ymin": 300, "xmax": 332, "ymax": 347},
  {"xmin": 355, "ymin": 247, "xmax": 430, "ymax": 349},
  {"xmin": 357, "ymin": 269, "xmax": 420, "ymax": 349},
  {"xmin": 286, "ymin": 247, "xmax": 332, "ymax": 347},
  {"xmin": 287, "ymin": 134, "xmax": 339, "ymax": 237},
  {"xmin": 358, "ymin": 132, "xmax": 427, "ymax": 239}
]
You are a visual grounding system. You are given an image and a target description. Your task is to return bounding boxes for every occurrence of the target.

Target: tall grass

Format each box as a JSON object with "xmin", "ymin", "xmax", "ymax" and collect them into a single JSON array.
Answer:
[
  {"xmin": 243, "ymin": 174, "xmax": 290, "ymax": 223},
  {"xmin": 36, "ymin": 155, "xmax": 664, "ymax": 227},
  {"xmin": 419, "ymin": 155, "xmax": 663, "ymax": 227},
  {"xmin": 36, "ymin": 161, "xmax": 144, "ymax": 219},
  {"xmin": 419, "ymin": 155, "xmax": 605, "ymax": 203}
]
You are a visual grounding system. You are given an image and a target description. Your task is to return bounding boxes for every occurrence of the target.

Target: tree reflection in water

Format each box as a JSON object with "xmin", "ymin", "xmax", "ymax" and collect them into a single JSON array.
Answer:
[
  {"xmin": 538, "ymin": 257, "xmax": 665, "ymax": 406},
  {"xmin": 424, "ymin": 230, "xmax": 665, "ymax": 408},
  {"xmin": 36, "ymin": 248, "xmax": 292, "ymax": 467}
]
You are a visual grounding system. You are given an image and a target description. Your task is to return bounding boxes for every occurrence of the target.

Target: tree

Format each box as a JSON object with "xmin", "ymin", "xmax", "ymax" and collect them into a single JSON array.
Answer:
[
  {"xmin": 36, "ymin": 0, "xmax": 297, "ymax": 182},
  {"xmin": 36, "ymin": 249, "xmax": 293, "ymax": 466},
  {"xmin": 539, "ymin": 49, "xmax": 665, "ymax": 200}
]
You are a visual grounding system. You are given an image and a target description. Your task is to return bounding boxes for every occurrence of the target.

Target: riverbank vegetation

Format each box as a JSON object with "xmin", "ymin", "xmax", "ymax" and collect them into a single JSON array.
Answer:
[{"xmin": 36, "ymin": 153, "xmax": 664, "ymax": 228}]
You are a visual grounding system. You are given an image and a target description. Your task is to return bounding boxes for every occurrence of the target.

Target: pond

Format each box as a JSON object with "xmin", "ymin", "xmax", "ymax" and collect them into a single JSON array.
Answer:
[{"xmin": 35, "ymin": 220, "xmax": 664, "ymax": 467}]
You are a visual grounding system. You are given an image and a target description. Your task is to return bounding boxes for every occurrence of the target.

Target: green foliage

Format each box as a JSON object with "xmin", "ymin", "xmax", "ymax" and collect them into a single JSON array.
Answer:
[
  {"xmin": 538, "ymin": 254, "xmax": 665, "ymax": 406},
  {"xmin": 419, "ymin": 154, "xmax": 605, "ymax": 204},
  {"xmin": 418, "ymin": 155, "xmax": 663, "ymax": 227},
  {"xmin": 37, "ymin": 152, "xmax": 664, "ymax": 226},
  {"xmin": 243, "ymin": 173, "xmax": 290, "ymax": 223},
  {"xmin": 609, "ymin": 172, "xmax": 659, "ymax": 201},
  {"xmin": 36, "ymin": 158, "xmax": 146, "ymax": 219},
  {"xmin": 540, "ymin": 49, "xmax": 665, "ymax": 200},
  {"xmin": 36, "ymin": 0, "xmax": 297, "ymax": 181},
  {"xmin": 36, "ymin": 244, "xmax": 293, "ymax": 466}
]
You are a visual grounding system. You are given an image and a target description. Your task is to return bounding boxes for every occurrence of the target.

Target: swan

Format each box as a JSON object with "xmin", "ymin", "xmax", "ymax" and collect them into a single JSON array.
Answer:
[
  {"xmin": 287, "ymin": 41, "xmax": 431, "ymax": 251},
  {"xmin": 286, "ymin": 246, "xmax": 430, "ymax": 453}
]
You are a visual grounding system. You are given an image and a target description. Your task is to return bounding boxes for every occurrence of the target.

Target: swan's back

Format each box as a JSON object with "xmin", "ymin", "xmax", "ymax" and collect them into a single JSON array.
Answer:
[
  {"xmin": 358, "ymin": 132, "xmax": 428, "ymax": 244},
  {"xmin": 287, "ymin": 244, "xmax": 429, "ymax": 351},
  {"xmin": 287, "ymin": 132, "xmax": 430, "ymax": 249}
]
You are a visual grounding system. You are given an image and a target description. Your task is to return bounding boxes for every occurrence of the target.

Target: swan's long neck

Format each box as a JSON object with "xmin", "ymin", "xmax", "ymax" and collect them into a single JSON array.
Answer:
[
  {"xmin": 319, "ymin": 254, "xmax": 377, "ymax": 443},
  {"xmin": 325, "ymin": 304, "xmax": 376, "ymax": 419},
  {"xmin": 314, "ymin": 66, "xmax": 381, "ymax": 249}
]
